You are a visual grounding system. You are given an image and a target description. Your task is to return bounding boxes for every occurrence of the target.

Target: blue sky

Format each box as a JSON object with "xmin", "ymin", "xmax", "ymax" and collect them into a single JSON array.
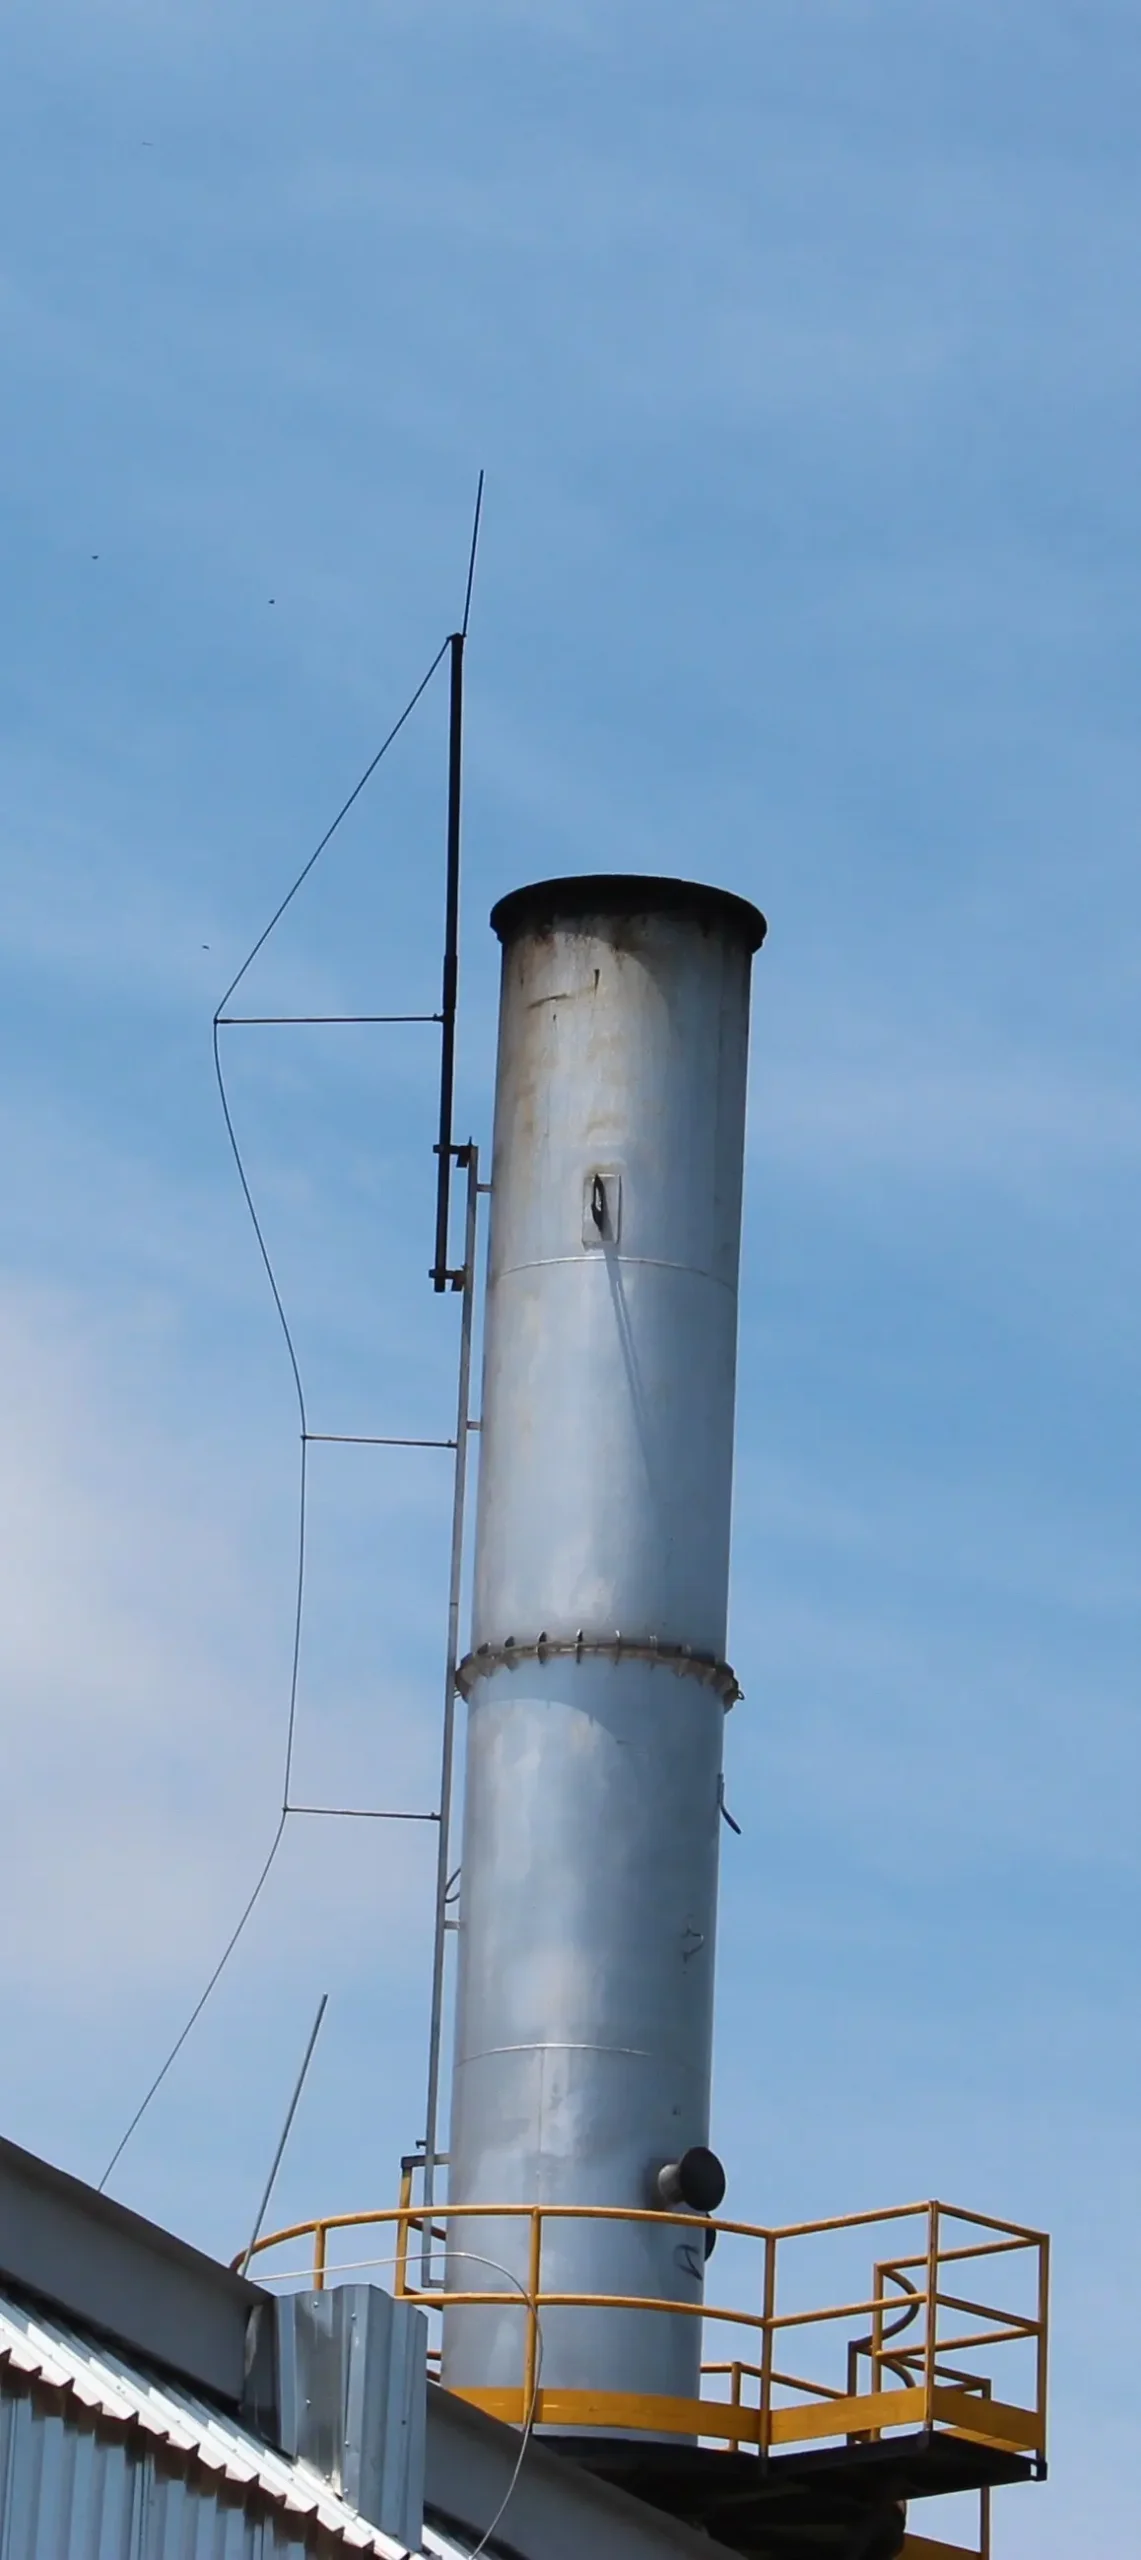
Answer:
[{"xmin": 2, "ymin": 1, "xmax": 1139, "ymax": 2547}]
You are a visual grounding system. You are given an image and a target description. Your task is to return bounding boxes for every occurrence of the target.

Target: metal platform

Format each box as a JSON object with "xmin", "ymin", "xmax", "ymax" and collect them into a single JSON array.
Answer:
[
  {"xmin": 242, "ymin": 2190, "xmax": 1048, "ymax": 2560},
  {"xmin": 553, "ymin": 2428, "xmax": 1040, "ymax": 2560}
]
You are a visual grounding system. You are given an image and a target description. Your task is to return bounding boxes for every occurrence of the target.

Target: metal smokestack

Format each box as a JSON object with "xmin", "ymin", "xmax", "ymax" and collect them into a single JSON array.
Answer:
[{"xmin": 443, "ymin": 874, "xmax": 765, "ymax": 2409}]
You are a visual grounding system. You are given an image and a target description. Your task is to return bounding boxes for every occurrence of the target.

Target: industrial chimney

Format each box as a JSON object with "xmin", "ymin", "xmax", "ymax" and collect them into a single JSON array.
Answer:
[{"xmin": 442, "ymin": 874, "xmax": 765, "ymax": 2412}]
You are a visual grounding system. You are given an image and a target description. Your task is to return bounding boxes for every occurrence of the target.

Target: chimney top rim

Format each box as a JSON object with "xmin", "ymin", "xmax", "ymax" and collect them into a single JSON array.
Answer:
[{"xmin": 490, "ymin": 874, "xmax": 767, "ymax": 955}]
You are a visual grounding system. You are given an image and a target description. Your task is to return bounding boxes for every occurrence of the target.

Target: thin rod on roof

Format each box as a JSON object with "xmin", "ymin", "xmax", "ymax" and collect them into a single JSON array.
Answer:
[{"xmin": 239, "ymin": 1992, "xmax": 329, "ymax": 2277}]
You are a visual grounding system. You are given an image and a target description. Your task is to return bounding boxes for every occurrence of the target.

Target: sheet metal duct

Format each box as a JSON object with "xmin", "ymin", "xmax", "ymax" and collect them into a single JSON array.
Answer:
[
  {"xmin": 442, "ymin": 875, "xmax": 764, "ymax": 2411},
  {"xmin": 276, "ymin": 2285, "xmax": 427, "ymax": 2548}
]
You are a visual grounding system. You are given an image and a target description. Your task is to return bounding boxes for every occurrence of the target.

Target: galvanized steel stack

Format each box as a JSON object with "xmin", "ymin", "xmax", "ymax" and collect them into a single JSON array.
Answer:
[{"xmin": 442, "ymin": 874, "xmax": 765, "ymax": 2412}]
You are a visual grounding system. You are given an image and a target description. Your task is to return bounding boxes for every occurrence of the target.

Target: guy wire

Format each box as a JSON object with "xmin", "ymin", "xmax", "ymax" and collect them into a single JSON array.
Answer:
[
  {"xmin": 244, "ymin": 2241, "xmax": 540, "ymax": 2560},
  {"xmin": 215, "ymin": 639, "xmax": 449, "ymax": 1023},
  {"xmin": 98, "ymin": 637, "xmax": 452, "ymax": 2194}
]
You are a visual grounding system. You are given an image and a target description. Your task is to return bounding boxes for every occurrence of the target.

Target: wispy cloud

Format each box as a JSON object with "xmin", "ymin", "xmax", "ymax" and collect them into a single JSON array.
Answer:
[{"xmin": 759, "ymin": 1036, "xmax": 1141, "ymax": 1188}]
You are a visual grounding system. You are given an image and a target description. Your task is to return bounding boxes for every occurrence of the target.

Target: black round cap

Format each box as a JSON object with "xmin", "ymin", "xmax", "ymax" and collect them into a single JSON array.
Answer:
[
  {"xmin": 677, "ymin": 2145, "xmax": 727, "ymax": 2214},
  {"xmin": 491, "ymin": 874, "xmax": 766, "ymax": 954}
]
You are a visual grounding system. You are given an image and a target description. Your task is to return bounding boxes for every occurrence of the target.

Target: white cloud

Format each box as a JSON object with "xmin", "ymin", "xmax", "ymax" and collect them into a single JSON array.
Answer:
[
  {"xmin": 0, "ymin": 1278, "xmax": 441, "ymax": 2000},
  {"xmin": 755, "ymin": 1020, "xmax": 1141, "ymax": 1191},
  {"xmin": 0, "ymin": 1282, "xmax": 274, "ymax": 1984}
]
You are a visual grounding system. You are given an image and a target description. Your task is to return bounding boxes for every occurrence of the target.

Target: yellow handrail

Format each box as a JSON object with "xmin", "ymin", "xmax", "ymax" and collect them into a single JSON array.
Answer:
[{"xmin": 236, "ymin": 2190, "xmax": 1047, "ymax": 2469}]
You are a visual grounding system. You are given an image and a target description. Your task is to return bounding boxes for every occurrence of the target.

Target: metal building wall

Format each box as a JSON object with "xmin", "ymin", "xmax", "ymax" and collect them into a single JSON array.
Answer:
[
  {"xmin": 0, "ymin": 2383, "xmax": 300, "ymax": 2560},
  {"xmin": 0, "ymin": 2277, "xmax": 423, "ymax": 2559}
]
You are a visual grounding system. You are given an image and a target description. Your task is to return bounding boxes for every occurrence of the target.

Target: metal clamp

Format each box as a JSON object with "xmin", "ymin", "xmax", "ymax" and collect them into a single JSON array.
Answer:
[{"xmin": 456, "ymin": 1634, "xmax": 742, "ymax": 1706}]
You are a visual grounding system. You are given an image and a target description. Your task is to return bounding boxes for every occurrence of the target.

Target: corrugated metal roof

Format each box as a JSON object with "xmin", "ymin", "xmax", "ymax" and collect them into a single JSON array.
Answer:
[{"xmin": 0, "ymin": 2288, "xmax": 410, "ymax": 2557}]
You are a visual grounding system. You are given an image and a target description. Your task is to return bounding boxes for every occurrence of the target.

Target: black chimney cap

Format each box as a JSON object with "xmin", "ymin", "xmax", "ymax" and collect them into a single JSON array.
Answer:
[{"xmin": 491, "ymin": 874, "xmax": 767, "ymax": 954}]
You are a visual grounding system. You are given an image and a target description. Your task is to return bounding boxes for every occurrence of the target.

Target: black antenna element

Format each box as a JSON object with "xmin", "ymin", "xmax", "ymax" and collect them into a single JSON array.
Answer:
[
  {"xmin": 431, "ymin": 471, "xmax": 484, "ymax": 1292},
  {"xmin": 431, "ymin": 634, "xmax": 464, "ymax": 1290}
]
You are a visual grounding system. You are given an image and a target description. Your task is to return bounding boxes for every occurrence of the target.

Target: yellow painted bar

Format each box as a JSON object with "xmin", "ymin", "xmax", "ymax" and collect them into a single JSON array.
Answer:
[
  {"xmin": 444, "ymin": 2377, "xmax": 1042, "ymax": 2455},
  {"xmin": 449, "ymin": 2386, "xmax": 527, "ymax": 2423},
  {"xmin": 924, "ymin": 2325, "xmax": 1037, "ymax": 2357},
  {"xmin": 933, "ymin": 2202, "xmax": 1046, "ymax": 2244},
  {"xmin": 769, "ymin": 2387, "xmax": 927, "ymax": 2445},
  {"xmin": 901, "ymin": 2537, "xmax": 980, "ymax": 2560},
  {"xmin": 449, "ymin": 2383, "xmax": 935, "ymax": 2448},
  {"xmin": 532, "ymin": 2390, "xmax": 762, "ymax": 2442},
  {"xmin": 449, "ymin": 2386, "xmax": 760, "ymax": 2441},
  {"xmin": 930, "ymin": 2390, "xmax": 1045, "ymax": 2455},
  {"xmin": 879, "ymin": 2238, "xmax": 1032, "ymax": 2274},
  {"xmin": 241, "ymin": 2194, "xmax": 1046, "ymax": 2263},
  {"xmin": 935, "ymin": 2287, "xmax": 1037, "ymax": 2328}
]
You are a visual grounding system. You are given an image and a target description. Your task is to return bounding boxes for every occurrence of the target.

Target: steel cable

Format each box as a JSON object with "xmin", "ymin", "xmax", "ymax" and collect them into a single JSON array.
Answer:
[
  {"xmin": 251, "ymin": 2241, "xmax": 540, "ymax": 2560},
  {"xmin": 98, "ymin": 640, "xmax": 450, "ymax": 2193}
]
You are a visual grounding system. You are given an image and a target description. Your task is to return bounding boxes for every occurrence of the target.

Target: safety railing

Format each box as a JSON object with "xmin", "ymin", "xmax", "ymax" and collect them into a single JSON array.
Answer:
[{"xmin": 239, "ymin": 2189, "xmax": 1048, "ymax": 2479}]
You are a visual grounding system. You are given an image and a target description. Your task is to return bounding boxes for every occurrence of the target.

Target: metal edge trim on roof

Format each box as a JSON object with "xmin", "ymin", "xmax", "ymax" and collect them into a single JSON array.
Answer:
[
  {"xmin": 0, "ymin": 2128, "xmax": 273, "ymax": 2411},
  {"xmin": 0, "ymin": 2291, "xmax": 404, "ymax": 2557}
]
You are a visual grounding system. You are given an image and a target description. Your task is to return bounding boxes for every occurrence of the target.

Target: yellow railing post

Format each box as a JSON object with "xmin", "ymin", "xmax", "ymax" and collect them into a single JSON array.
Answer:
[
  {"xmin": 846, "ymin": 2263, "xmax": 878, "ymax": 2443},
  {"xmin": 523, "ymin": 2208, "xmax": 543, "ymax": 2419},
  {"xmin": 759, "ymin": 2232, "xmax": 776, "ymax": 2457},
  {"xmin": 395, "ymin": 2165, "xmax": 413, "ymax": 2300},
  {"xmin": 869, "ymin": 2255, "xmax": 889, "ymax": 2443},
  {"xmin": 923, "ymin": 2203, "xmax": 940, "ymax": 2431},
  {"xmin": 314, "ymin": 2224, "xmax": 327, "ymax": 2293},
  {"xmin": 1035, "ymin": 2234, "xmax": 1049, "ymax": 2458}
]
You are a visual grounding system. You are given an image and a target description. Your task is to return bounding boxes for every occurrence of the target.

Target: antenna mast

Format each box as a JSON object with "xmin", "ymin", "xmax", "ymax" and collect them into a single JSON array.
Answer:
[{"xmin": 431, "ymin": 472, "xmax": 483, "ymax": 1293}]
